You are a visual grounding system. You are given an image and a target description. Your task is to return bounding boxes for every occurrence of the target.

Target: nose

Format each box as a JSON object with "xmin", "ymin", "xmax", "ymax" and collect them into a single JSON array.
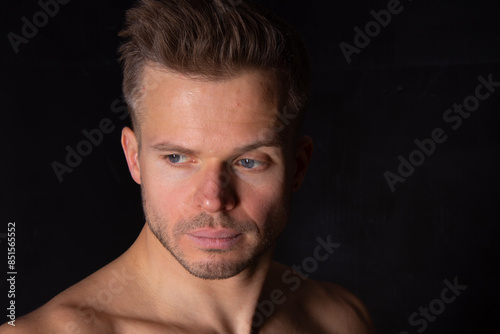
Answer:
[{"xmin": 194, "ymin": 167, "xmax": 236, "ymax": 213}]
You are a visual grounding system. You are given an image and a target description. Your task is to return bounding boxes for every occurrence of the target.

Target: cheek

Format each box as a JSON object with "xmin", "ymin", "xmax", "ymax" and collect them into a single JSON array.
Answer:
[
  {"xmin": 141, "ymin": 161, "xmax": 193, "ymax": 220},
  {"xmin": 237, "ymin": 175, "xmax": 287, "ymax": 224}
]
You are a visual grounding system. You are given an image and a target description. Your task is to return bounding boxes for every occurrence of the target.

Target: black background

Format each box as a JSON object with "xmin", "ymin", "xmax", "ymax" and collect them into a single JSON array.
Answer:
[{"xmin": 2, "ymin": 0, "xmax": 500, "ymax": 333}]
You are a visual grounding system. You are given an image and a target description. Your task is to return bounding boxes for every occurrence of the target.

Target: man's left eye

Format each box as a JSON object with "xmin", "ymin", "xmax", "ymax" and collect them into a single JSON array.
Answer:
[{"xmin": 238, "ymin": 159, "xmax": 264, "ymax": 169}]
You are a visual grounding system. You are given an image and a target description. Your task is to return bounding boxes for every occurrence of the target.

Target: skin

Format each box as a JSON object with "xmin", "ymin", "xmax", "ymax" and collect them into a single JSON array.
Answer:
[{"xmin": 0, "ymin": 66, "xmax": 375, "ymax": 334}]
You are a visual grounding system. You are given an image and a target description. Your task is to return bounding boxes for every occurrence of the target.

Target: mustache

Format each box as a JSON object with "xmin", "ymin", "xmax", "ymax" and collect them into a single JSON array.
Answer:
[{"xmin": 174, "ymin": 212, "xmax": 257, "ymax": 235}]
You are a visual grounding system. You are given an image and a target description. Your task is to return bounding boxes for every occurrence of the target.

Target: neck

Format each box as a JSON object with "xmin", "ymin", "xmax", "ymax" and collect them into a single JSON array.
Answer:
[{"xmin": 127, "ymin": 224, "xmax": 274, "ymax": 333}]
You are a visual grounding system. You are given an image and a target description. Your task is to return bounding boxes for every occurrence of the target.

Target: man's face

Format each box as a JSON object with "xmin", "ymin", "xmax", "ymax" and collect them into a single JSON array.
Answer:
[{"xmin": 122, "ymin": 66, "xmax": 303, "ymax": 280}]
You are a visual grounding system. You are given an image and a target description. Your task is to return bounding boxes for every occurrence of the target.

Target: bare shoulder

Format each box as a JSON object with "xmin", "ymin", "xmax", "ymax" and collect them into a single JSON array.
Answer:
[
  {"xmin": 311, "ymin": 280, "xmax": 376, "ymax": 334},
  {"xmin": 0, "ymin": 300, "xmax": 110, "ymax": 334},
  {"xmin": 0, "ymin": 261, "xmax": 138, "ymax": 334},
  {"xmin": 265, "ymin": 262, "xmax": 376, "ymax": 334}
]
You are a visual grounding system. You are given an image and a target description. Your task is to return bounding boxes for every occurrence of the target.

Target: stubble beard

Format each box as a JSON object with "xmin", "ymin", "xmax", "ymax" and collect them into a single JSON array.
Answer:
[{"xmin": 142, "ymin": 189, "xmax": 288, "ymax": 280}]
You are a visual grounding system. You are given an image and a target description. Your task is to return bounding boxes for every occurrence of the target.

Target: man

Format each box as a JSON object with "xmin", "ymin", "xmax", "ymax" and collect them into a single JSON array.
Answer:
[{"xmin": 1, "ymin": 0, "xmax": 375, "ymax": 332}]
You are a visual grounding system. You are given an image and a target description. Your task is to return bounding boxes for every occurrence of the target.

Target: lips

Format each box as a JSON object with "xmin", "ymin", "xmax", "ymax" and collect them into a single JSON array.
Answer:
[{"xmin": 187, "ymin": 229, "xmax": 242, "ymax": 250}]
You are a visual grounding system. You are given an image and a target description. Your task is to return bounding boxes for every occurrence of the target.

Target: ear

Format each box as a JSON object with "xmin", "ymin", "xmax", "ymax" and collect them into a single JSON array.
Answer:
[
  {"xmin": 292, "ymin": 135, "xmax": 313, "ymax": 191},
  {"xmin": 121, "ymin": 127, "xmax": 142, "ymax": 184}
]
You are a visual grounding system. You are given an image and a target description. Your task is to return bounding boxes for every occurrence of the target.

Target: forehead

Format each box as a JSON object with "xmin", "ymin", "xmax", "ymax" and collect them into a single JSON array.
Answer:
[{"xmin": 138, "ymin": 66, "xmax": 283, "ymax": 147}]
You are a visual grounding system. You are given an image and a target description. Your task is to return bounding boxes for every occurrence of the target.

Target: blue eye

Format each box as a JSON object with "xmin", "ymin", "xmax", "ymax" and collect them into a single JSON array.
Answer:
[
  {"xmin": 166, "ymin": 154, "xmax": 187, "ymax": 164},
  {"xmin": 237, "ymin": 159, "xmax": 267, "ymax": 171},
  {"xmin": 238, "ymin": 158, "xmax": 269, "ymax": 170},
  {"xmin": 240, "ymin": 159, "xmax": 255, "ymax": 169}
]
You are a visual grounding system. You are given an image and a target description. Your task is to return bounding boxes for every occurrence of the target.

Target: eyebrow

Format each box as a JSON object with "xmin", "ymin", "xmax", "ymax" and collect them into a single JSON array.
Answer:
[
  {"xmin": 150, "ymin": 143, "xmax": 198, "ymax": 156},
  {"xmin": 149, "ymin": 138, "xmax": 283, "ymax": 156}
]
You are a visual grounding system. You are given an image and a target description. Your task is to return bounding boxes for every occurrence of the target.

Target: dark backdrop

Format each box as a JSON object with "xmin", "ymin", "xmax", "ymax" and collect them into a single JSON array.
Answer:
[{"xmin": 2, "ymin": 0, "xmax": 499, "ymax": 333}]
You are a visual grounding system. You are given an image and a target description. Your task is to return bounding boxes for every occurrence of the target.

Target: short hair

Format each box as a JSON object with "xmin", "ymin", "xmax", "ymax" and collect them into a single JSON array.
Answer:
[{"xmin": 118, "ymin": 0, "xmax": 310, "ymax": 139}]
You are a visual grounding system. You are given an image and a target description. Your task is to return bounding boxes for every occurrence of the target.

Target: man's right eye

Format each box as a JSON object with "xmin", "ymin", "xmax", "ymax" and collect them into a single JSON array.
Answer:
[{"xmin": 164, "ymin": 154, "xmax": 188, "ymax": 164}]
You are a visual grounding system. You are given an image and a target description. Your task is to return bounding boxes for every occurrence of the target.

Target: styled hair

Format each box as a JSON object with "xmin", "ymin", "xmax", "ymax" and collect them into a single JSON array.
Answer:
[{"xmin": 118, "ymin": 0, "xmax": 310, "ymax": 137}]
